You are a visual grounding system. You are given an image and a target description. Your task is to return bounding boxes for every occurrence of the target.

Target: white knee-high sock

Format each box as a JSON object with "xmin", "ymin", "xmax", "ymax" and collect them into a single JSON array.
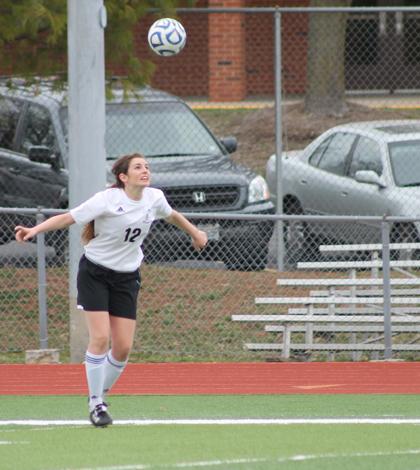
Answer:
[
  {"xmin": 103, "ymin": 350, "xmax": 127, "ymax": 396},
  {"xmin": 85, "ymin": 351, "xmax": 107, "ymax": 410}
]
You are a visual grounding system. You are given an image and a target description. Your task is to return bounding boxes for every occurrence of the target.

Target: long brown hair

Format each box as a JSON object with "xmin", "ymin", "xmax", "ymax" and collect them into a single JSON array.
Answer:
[{"xmin": 81, "ymin": 153, "xmax": 146, "ymax": 244}]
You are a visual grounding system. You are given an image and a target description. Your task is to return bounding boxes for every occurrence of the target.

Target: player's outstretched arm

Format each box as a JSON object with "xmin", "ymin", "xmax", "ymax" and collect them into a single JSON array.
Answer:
[
  {"xmin": 165, "ymin": 210, "xmax": 208, "ymax": 251},
  {"xmin": 15, "ymin": 212, "xmax": 75, "ymax": 242}
]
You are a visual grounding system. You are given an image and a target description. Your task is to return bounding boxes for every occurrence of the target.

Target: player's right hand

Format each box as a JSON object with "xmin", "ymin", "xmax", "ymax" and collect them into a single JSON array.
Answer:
[{"xmin": 14, "ymin": 226, "xmax": 35, "ymax": 242}]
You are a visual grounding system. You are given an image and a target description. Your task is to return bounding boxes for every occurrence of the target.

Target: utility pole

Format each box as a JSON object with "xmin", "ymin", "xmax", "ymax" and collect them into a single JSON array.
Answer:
[{"xmin": 67, "ymin": 0, "xmax": 107, "ymax": 362}]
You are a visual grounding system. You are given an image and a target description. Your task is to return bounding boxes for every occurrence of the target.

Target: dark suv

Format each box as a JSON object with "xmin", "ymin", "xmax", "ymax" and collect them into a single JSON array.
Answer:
[{"xmin": 0, "ymin": 81, "xmax": 274, "ymax": 270}]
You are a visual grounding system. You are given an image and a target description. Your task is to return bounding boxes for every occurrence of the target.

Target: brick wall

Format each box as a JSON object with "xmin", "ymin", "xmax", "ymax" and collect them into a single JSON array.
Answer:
[
  {"xmin": 140, "ymin": 0, "xmax": 310, "ymax": 100},
  {"xmin": 208, "ymin": 0, "xmax": 246, "ymax": 101},
  {"xmin": 245, "ymin": 1, "xmax": 309, "ymax": 96}
]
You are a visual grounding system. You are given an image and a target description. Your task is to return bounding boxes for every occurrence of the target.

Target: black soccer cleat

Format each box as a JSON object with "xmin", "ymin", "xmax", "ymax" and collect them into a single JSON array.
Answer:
[{"xmin": 89, "ymin": 403, "xmax": 113, "ymax": 427}]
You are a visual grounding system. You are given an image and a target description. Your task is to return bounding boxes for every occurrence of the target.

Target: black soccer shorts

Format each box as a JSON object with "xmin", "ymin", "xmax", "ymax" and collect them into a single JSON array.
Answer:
[{"xmin": 77, "ymin": 255, "xmax": 141, "ymax": 320}]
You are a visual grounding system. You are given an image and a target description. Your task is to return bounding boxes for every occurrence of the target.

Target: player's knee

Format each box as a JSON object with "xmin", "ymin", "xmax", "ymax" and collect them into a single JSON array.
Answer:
[
  {"xmin": 89, "ymin": 334, "xmax": 109, "ymax": 353},
  {"xmin": 112, "ymin": 344, "xmax": 132, "ymax": 361}
]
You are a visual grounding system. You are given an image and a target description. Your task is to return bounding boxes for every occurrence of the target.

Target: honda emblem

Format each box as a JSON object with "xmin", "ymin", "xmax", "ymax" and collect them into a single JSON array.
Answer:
[{"xmin": 192, "ymin": 191, "xmax": 206, "ymax": 204}]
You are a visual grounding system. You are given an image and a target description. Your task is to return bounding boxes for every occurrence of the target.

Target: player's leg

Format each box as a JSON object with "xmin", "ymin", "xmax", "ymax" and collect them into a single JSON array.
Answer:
[
  {"xmin": 103, "ymin": 315, "xmax": 136, "ymax": 395},
  {"xmin": 84, "ymin": 310, "xmax": 113, "ymax": 427},
  {"xmin": 77, "ymin": 255, "xmax": 113, "ymax": 424},
  {"xmin": 104, "ymin": 270, "xmax": 140, "ymax": 396},
  {"xmin": 85, "ymin": 309, "xmax": 110, "ymax": 406}
]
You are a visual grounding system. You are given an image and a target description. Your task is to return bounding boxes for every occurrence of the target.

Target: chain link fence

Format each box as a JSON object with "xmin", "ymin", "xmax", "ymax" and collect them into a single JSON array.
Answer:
[
  {"xmin": 1, "ymin": 6, "xmax": 420, "ymax": 362},
  {"xmin": 2, "ymin": 209, "xmax": 420, "ymax": 362}
]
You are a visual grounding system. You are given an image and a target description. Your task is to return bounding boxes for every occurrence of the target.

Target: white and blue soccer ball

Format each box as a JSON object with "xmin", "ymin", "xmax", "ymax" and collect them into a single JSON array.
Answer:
[{"xmin": 148, "ymin": 18, "xmax": 187, "ymax": 57}]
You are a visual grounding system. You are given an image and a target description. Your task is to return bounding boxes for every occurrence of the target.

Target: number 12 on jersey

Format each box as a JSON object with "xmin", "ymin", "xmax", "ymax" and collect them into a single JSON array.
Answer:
[{"xmin": 124, "ymin": 227, "xmax": 142, "ymax": 243}]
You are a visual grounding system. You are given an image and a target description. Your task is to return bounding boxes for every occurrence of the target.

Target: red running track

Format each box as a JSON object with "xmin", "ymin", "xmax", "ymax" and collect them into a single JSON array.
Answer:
[{"xmin": 0, "ymin": 362, "xmax": 419, "ymax": 395}]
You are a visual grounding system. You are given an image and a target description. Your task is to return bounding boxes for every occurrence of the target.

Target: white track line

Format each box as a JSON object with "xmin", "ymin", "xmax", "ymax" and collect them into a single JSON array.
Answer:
[
  {"xmin": 0, "ymin": 440, "xmax": 29, "ymax": 445},
  {"xmin": 61, "ymin": 459, "xmax": 267, "ymax": 470},
  {"xmin": 2, "ymin": 418, "xmax": 420, "ymax": 426},
  {"xmin": 54, "ymin": 449, "xmax": 420, "ymax": 470}
]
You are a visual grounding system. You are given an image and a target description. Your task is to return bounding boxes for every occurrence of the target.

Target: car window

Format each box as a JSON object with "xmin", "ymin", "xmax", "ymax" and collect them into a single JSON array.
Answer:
[
  {"xmin": 19, "ymin": 104, "xmax": 57, "ymax": 155},
  {"xmin": 61, "ymin": 101, "xmax": 223, "ymax": 161},
  {"xmin": 308, "ymin": 136, "xmax": 332, "ymax": 167},
  {"xmin": 349, "ymin": 136, "xmax": 383, "ymax": 177},
  {"xmin": 107, "ymin": 101, "xmax": 223, "ymax": 160},
  {"xmin": 315, "ymin": 132, "xmax": 356, "ymax": 176},
  {"xmin": 389, "ymin": 140, "xmax": 420, "ymax": 186},
  {"xmin": 0, "ymin": 97, "xmax": 22, "ymax": 150}
]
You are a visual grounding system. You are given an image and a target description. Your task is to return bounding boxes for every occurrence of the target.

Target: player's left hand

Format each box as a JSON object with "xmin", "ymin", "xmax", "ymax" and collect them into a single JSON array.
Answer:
[{"xmin": 192, "ymin": 230, "xmax": 208, "ymax": 251}]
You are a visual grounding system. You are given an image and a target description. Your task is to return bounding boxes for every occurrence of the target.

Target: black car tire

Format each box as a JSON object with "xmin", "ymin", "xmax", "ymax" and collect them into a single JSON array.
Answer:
[
  {"xmin": 222, "ymin": 238, "xmax": 269, "ymax": 271},
  {"xmin": 390, "ymin": 223, "xmax": 420, "ymax": 261},
  {"xmin": 283, "ymin": 199, "xmax": 321, "ymax": 267}
]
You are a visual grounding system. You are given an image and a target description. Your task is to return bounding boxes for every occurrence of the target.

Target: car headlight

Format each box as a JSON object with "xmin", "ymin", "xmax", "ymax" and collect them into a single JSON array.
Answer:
[{"xmin": 248, "ymin": 175, "xmax": 270, "ymax": 203}]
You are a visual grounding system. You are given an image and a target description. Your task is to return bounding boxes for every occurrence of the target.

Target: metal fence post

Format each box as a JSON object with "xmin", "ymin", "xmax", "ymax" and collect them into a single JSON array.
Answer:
[
  {"xmin": 274, "ymin": 8, "xmax": 285, "ymax": 271},
  {"xmin": 381, "ymin": 218, "xmax": 392, "ymax": 359},
  {"xmin": 36, "ymin": 211, "xmax": 48, "ymax": 349}
]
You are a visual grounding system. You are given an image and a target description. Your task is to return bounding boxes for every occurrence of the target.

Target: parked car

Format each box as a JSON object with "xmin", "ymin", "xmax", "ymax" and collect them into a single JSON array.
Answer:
[
  {"xmin": 266, "ymin": 120, "xmax": 420, "ymax": 260},
  {"xmin": 0, "ymin": 81, "xmax": 274, "ymax": 270}
]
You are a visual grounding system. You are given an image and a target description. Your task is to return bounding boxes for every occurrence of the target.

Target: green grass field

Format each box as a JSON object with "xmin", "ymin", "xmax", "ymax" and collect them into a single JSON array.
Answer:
[{"xmin": 2, "ymin": 395, "xmax": 420, "ymax": 470}]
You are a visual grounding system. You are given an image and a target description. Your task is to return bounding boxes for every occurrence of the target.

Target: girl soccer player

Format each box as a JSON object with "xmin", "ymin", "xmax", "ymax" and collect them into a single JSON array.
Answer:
[{"xmin": 15, "ymin": 153, "xmax": 208, "ymax": 427}]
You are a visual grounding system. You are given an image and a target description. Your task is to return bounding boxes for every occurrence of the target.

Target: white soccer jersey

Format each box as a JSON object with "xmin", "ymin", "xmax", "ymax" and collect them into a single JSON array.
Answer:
[{"xmin": 70, "ymin": 187, "xmax": 173, "ymax": 272}]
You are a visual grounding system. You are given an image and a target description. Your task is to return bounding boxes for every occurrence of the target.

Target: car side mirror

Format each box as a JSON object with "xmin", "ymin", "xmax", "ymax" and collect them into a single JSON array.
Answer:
[
  {"xmin": 28, "ymin": 145, "xmax": 59, "ymax": 169},
  {"xmin": 354, "ymin": 170, "xmax": 386, "ymax": 188},
  {"xmin": 220, "ymin": 136, "xmax": 237, "ymax": 154}
]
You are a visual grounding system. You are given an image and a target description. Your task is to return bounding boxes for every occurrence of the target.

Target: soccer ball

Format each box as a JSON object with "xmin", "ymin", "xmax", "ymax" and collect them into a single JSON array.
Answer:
[{"xmin": 148, "ymin": 18, "xmax": 187, "ymax": 57}]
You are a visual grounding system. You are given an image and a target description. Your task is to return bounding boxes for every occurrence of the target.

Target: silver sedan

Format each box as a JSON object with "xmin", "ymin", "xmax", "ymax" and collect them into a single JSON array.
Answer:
[{"xmin": 266, "ymin": 120, "xmax": 420, "ymax": 260}]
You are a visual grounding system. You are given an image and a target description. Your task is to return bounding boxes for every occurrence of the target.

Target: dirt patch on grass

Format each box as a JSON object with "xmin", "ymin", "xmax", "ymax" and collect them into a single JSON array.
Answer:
[
  {"xmin": 197, "ymin": 101, "xmax": 417, "ymax": 174},
  {"xmin": 2, "ymin": 264, "xmax": 349, "ymax": 361}
]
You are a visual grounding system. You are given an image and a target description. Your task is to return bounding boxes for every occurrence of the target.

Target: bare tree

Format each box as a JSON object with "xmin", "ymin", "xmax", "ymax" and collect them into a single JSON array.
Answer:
[{"xmin": 304, "ymin": 0, "xmax": 352, "ymax": 116}]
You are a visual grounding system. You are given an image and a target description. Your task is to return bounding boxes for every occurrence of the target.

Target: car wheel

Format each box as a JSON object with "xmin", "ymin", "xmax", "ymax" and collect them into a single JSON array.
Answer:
[
  {"xmin": 390, "ymin": 223, "xmax": 420, "ymax": 261},
  {"xmin": 222, "ymin": 239, "xmax": 269, "ymax": 271},
  {"xmin": 283, "ymin": 198, "xmax": 320, "ymax": 267},
  {"xmin": 142, "ymin": 243, "xmax": 178, "ymax": 264},
  {"xmin": 45, "ymin": 229, "xmax": 69, "ymax": 266}
]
